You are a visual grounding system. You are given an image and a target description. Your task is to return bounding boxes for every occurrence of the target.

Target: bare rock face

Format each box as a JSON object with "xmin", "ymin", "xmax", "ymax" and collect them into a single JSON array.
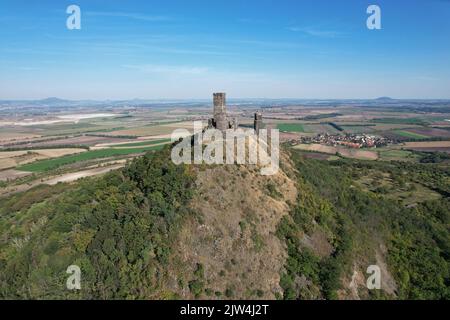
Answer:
[
  {"xmin": 167, "ymin": 161, "xmax": 297, "ymax": 299},
  {"xmin": 337, "ymin": 245, "xmax": 398, "ymax": 300}
]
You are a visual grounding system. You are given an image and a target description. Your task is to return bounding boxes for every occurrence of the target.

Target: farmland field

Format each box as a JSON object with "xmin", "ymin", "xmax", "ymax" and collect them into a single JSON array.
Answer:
[
  {"xmin": 377, "ymin": 149, "xmax": 418, "ymax": 161},
  {"xmin": 373, "ymin": 117, "xmax": 428, "ymax": 125},
  {"xmin": 106, "ymin": 121, "xmax": 194, "ymax": 138},
  {"xmin": 405, "ymin": 127, "xmax": 450, "ymax": 138},
  {"xmin": 341, "ymin": 125, "xmax": 376, "ymax": 134},
  {"xmin": 394, "ymin": 130, "xmax": 429, "ymax": 139},
  {"xmin": 293, "ymin": 143, "xmax": 378, "ymax": 160},
  {"xmin": 1, "ymin": 135, "xmax": 136, "ymax": 149},
  {"xmin": 24, "ymin": 122, "xmax": 119, "ymax": 136},
  {"xmin": 2, "ymin": 100, "xmax": 450, "ymax": 198},
  {"xmin": 292, "ymin": 151, "xmax": 338, "ymax": 161},
  {"xmin": 0, "ymin": 148, "xmax": 87, "ymax": 170},
  {"xmin": 277, "ymin": 123, "xmax": 306, "ymax": 132},
  {"xmin": 0, "ymin": 131, "xmax": 41, "ymax": 143},
  {"xmin": 108, "ymin": 138, "xmax": 171, "ymax": 148},
  {"xmin": 401, "ymin": 141, "xmax": 450, "ymax": 153},
  {"xmin": 19, "ymin": 144, "xmax": 166, "ymax": 172},
  {"xmin": 303, "ymin": 123, "xmax": 341, "ymax": 134},
  {"xmin": 0, "ymin": 109, "xmax": 201, "ymax": 192}
]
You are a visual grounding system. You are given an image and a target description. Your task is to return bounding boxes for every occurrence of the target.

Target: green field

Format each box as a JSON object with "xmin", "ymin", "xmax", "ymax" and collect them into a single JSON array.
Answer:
[
  {"xmin": 394, "ymin": 130, "xmax": 429, "ymax": 139},
  {"xmin": 341, "ymin": 125, "xmax": 376, "ymax": 134},
  {"xmin": 378, "ymin": 149, "xmax": 416, "ymax": 161},
  {"xmin": 303, "ymin": 123, "xmax": 341, "ymax": 134},
  {"xmin": 19, "ymin": 145, "xmax": 167, "ymax": 172},
  {"xmin": 26, "ymin": 122, "xmax": 122, "ymax": 136},
  {"xmin": 277, "ymin": 123, "xmax": 305, "ymax": 132},
  {"xmin": 109, "ymin": 138, "xmax": 171, "ymax": 148},
  {"xmin": 373, "ymin": 117, "xmax": 428, "ymax": 125}
]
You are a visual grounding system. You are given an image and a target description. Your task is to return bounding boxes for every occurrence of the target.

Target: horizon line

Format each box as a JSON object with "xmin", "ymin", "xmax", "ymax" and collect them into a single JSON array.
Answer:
[{"xmin": 2, "ymin": 97, "xmax": 450, "ymax": 102}]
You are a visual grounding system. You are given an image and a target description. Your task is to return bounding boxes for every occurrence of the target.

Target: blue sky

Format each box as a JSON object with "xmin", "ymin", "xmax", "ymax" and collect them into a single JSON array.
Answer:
[{"xmin": 0, "ymin": 0, "xmax": 449, "ymax": 99}]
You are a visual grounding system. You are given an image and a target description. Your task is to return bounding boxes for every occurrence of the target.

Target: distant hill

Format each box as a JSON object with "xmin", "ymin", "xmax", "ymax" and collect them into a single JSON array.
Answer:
[{"xmin": 37, "ymin": 97, "xmax": 71, "ymax": 104}]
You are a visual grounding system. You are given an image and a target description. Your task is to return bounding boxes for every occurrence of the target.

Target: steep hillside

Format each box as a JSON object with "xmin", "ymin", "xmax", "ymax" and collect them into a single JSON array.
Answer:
[
  {"xmin": 0, "ymin": 145, "xmax": 448, "ymax": 299},
  {"xmin": 276, "ymin": 150, "xmax": 449, "ymax": 300},
  {"xmin": 164, "ymin": 159, "xmax": 297, "ymax": 299}
]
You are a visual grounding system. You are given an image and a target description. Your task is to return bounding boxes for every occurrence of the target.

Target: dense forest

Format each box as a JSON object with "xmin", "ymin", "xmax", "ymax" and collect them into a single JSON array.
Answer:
[
  {"xmin": 0, "ymin": 147, "xmax": 195, "ymax": 299},
  {"xmin": 278, "ymin": 150, "xmax": 449, "ymax": 299}
]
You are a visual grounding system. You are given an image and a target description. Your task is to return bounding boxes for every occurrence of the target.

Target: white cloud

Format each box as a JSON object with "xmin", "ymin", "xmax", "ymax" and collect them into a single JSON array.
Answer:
[
  {"xmin": 287, "ymin": 26, "xmax": 342, "ymax": 38},
  {"xmin": 85, "ymin": 12, "xmax": 171, "ymax": 22},
  {"xmin": 122, "ymin": 64, "xmax": 209, "ymax": 75}
]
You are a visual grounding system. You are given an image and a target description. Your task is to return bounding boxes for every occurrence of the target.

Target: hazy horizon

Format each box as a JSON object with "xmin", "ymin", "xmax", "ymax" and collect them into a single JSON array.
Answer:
[{"xmin": 2, "ymin": 96, "xmax": 450, "ymax": 103}]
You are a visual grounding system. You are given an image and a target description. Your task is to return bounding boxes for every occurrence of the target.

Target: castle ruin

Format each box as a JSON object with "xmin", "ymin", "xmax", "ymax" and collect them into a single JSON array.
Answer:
[
  {"xmin": 208, "ymin": 93, "xmax": 237, "ymax": 131},
  {"xmin": 254, "ymin": 112, "xmax": 262, "ymax": 135},
  {"xmin": 208, "ymin": 93, "xmax": 262, "ymax": 134}
]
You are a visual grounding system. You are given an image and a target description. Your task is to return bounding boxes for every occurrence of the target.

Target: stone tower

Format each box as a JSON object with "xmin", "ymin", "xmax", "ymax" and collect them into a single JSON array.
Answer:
[
  {"xmin": 207, "ymin": 92, "xmax": 237, "ymax": 131},
  {"xmin": 254, "ymin": 112, "xmax": 262, "ymax": 135},
  {"xmin": 213, "ymin": 93, "xmax": 229, "ymax": 131}
]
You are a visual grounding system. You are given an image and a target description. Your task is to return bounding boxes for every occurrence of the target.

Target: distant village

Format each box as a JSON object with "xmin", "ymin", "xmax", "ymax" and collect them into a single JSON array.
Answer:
[{"xmin": 291, "ymin": 133, "xmax": 391, "ymax": 149}]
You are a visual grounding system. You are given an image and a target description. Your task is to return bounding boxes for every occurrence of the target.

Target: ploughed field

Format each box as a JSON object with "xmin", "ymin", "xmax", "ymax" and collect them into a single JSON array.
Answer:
[{"xmin": 0, "ymin": 110, "xmax": 181, "ymax": 192}]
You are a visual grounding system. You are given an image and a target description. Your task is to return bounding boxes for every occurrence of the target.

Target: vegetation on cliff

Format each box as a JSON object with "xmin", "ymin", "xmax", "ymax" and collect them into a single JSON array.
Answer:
[
  {"xmin": 277, "ymin": 150, "xmax": 449, "ymax": 299},
  {"xmin": 0, "ymin": 147, "xmax": 194, "ymax": 299}
]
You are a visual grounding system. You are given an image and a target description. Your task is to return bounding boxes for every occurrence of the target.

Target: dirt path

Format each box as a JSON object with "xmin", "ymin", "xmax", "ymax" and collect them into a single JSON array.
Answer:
[
  {"xmin": 0, "ymin": 163, "xmax": 125, "ymax": 197},
  {"xmin": 45, "ymin": 164, "xmax": 124, "ymax": 185}
]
